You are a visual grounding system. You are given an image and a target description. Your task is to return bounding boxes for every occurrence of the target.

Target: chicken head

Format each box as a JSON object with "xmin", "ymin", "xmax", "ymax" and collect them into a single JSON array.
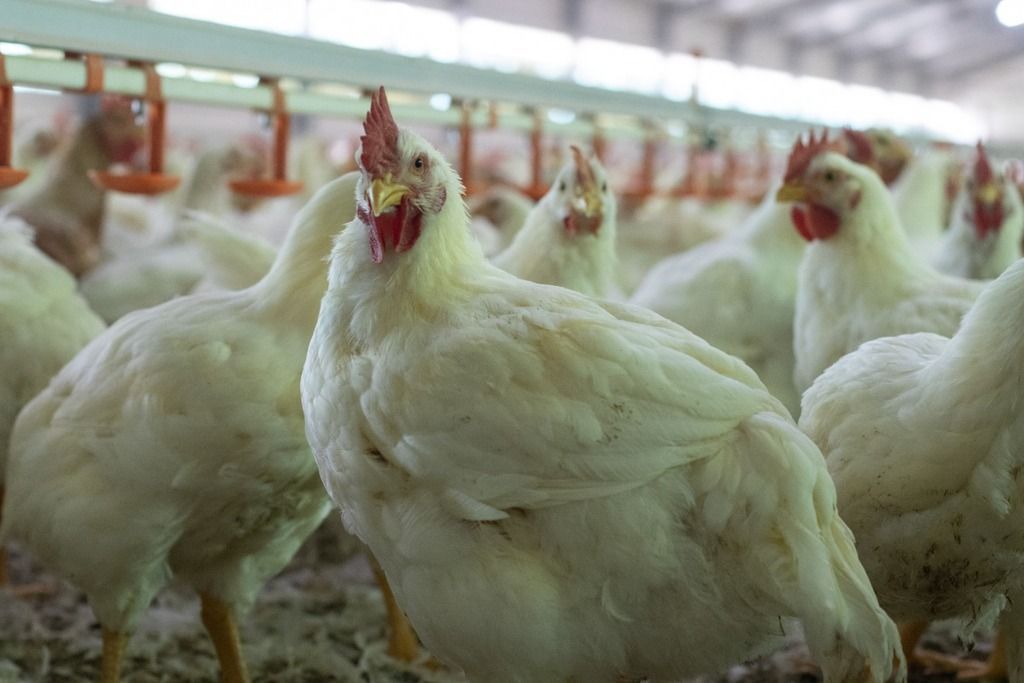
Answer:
[
  {"xmin": 355, "ymin": 87, "xmax": 454, "ymax": 263},
  {"xmin": 543, "ymin": 145, "xmax": 612, "ymax": 237},
  {"xmin": 776, "ymin": 130, "xmax": 863, "ymax": 242},
  {"xmin": 966, "ymin": 142, "xmax": 1005, "ymax": 239}
]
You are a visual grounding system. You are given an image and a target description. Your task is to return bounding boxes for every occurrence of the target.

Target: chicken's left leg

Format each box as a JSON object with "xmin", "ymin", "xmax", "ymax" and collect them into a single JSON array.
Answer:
[
  {"xmin": 370, "ymin": 558, "xmax": 420, "ymax": 662},
  {"xmin": 199, "ymin": 592, "xmax": 250, "ymax": 683}
]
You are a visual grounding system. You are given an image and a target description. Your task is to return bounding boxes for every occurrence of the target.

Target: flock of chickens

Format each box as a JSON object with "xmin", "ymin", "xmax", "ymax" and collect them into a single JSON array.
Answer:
[{"xmin": 1, "ymin": 85, "xmax": 1024, "ymax": 683}]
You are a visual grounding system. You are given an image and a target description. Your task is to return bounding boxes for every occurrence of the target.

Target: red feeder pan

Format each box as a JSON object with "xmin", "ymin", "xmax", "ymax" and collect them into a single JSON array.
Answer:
[
  {"xmin": 90, "ymin": 61, "xmax": 180, "ymax": 195},
  {"xmin": 229, "ymin": 79, "xmax": 303, "ymax": 198},
  {"xmin": 0, "ymin": 55, "xmax": 29, "ymax": 189}
]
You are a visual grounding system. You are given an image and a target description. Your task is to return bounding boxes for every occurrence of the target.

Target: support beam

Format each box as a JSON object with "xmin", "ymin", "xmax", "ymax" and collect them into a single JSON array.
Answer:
[
  {"xmin": 930, "ymin": 40, "xmax": 1024, "ymax": 83},
  {"xmin": 793, "ymin": 0, "xmax": 926, "ymax": 49},
  {"xmin": 724, "ymin": 20, "xmax": 749, "ymax": 64},
  {"xmin": 563, "ymin": 0, "xmax": 583, "ymax": 39},
  {"xmin": 653, "ymin": 1, "xmax": 677, "ymax": 52}
]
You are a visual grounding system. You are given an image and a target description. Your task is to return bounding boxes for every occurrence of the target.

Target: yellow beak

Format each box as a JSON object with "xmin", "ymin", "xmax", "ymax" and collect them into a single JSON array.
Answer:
[
  {"xmin": 369, "ymin": 177, "xmax": 410, "ymax": 217},
  {"xmin": 977, "ymin": 182, "xmax": 1001, "ymax": 204},
  {"xmin": 579, "ymin": 188, "xmax": 602, "ymax": 217},
  {"xmin": 776, "ymin": 182, "xmax": 808, "ymax": 203}
]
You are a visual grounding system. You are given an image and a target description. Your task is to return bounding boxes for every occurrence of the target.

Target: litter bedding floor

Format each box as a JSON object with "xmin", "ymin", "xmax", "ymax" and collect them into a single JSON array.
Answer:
[{"xmin": 0, "ymin": 520, "xmax": 992, "ymax": 682}]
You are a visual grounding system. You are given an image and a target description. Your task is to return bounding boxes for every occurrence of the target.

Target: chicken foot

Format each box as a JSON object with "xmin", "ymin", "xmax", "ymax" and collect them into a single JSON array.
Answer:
[{"xmin": 200, "ymin": 592, "xmax": 250, "ymax": 683}]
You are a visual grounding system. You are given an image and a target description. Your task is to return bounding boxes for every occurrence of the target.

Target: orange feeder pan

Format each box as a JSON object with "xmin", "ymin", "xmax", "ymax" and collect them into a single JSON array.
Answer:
[
  {"xmin": 230, "ymin": 79, "xmax": 303, "ymax": 198},
  {"xmin": 0, "ymin": 55, "xmax": 29, "ymax": 189},
  {"xmin": 89, "ymin": 61, "xmax": 180, "ymax": 195}
]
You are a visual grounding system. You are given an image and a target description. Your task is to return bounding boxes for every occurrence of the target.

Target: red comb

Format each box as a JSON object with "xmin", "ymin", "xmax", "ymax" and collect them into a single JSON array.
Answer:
[
  {"xmin": 360, "ymin": 86, "xmax": 400, "ymax": 177},
  {"xmin": 570, "ymin": 145, "xmax": 596, "ymax": 188},
  {"xmin": 843, "ymin": 128, "xmax": 874, "ymax": 167},
  {"xmin": 784, "ymin": 129, "xmax": 845, "ymax": 183},
  {"xmin": 974, "ymin": 141, "xmax": 994, "ymax": 185}
]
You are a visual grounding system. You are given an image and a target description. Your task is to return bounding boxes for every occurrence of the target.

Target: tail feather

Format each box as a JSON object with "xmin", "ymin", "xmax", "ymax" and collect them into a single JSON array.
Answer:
[
  {"xmin": 743, "ymin": 413, "xmax": 906, "ymax": 683},
  {"xmin": 179, "ymin": 210, "xmax": 277, "ymax": 291}
]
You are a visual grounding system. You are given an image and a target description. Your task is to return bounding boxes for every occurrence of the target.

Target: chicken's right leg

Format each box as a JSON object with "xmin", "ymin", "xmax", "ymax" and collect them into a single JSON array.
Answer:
[
  {"xmin": 370, "ymin": 558, "xmax": 420, "ymax": 662},
  {"xmin": 100, "ymin": 629, "xmax": 128, "ymax": 683},
  {"xmin": 199, "ymin": 592, "xmax": 250, "ymax": 683}
]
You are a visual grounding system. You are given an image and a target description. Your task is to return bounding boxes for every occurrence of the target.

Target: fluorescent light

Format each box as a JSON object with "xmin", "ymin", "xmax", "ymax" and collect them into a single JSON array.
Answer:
[
  {"xmin": 997, "ymin": 0, "xmax": 1024, "ymax": 27},
  {"xmin": 0, "ymin": 42, "xmax": 32, "ymax": 56},
  {"xmin": 429, "ymin": 93, "xmax": 452, "ymax": 111},
  {"xmin": 547, "ymin": 108, "xmax": 576, "ymax": 124},
  {"xmin": 231, "ymin": 74, "xmax": 260, "ymax": 88}
]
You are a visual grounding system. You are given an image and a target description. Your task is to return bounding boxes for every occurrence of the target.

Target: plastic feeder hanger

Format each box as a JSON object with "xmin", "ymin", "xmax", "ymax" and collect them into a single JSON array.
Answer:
[
  {"xmin": 459, "ymin": 99, "xmax": 484, "ymax": 197},
  {"xmin": 230, "ymin": 79, "xmax": 302, "ymax": 198},
  {"xmin": 0, "ymin": 54, "xmax": 29, "ymax": 189},
  {"xmin": 522, "ymin": 108, "xmax": 548, "ymax": 201},
  {"xmin": 89, "ymin": 61, "xmax": 181, "ymax": 195}
]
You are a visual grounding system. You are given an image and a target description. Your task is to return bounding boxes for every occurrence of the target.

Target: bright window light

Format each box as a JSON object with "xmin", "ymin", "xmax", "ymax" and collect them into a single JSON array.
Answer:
[
  {"xmin": 696, "ymin": 58, "xmax": 741, "ymax": 109},
  {"xmin": 887, "ymin": 92, "xmax": 930, "ymax": 132},
  {"xmin": 923, "ymin": 100, "xmax": 985, "ymax": 143},
  {"xmin": 461, "ymin": 18, "xmax": 575, "ymax": 78},
  {"xmin": 842, "ymin": 85, "xmax": 889, "ymax": 128},
  {"xmin": 309, "ymin": 0, "xmax": 460, "ymax": 63},
  {"xmin": 795, "ymin": 76, "xmax": 849, "ymax": 126},
  {"xmin": 149, "ymin": 0, "xmax": 307, "ymax": 34},
  {"xmin": 662, "ymin": 53, "xmax": 697, "ymax": 101},
  {"xmin": 735, "ymin": 66, "xmax": 797, "ymax": 119},
  {"xmin": 574, "ymin": 39, "xmax": 664, "ymax": 94},
  {"xmin": 997, "ymin": 0, "xmax": 1024, "ymax": 27}
]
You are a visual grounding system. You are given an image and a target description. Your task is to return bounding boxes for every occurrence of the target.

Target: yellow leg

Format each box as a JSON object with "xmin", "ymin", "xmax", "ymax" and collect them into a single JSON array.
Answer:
[
  {"xmin": 958, "ymin": 628, "xmax": 1007, "ymax": 680},
  {"xmin": 370, "ymin": 559, "xmax": 420, "ymax": 662},
  {"xmin": 199, "ymin": 593, "xmax": 250, "ymax": 683},
  {"xmin": 100, "ymin": 629, "xmax": 128, "ymax": 683}
]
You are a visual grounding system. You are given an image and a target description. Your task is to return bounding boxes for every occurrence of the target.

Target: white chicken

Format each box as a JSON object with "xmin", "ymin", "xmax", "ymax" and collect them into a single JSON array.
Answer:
[
  {"xmin": 842, "ymin": 128, "xmax": 913, "ymax": 189},
  {"xmin": 892, "ymin": 146, "xmax": 958, "ymax": 249},
  {"xmin": 493, "ymin": 146, "xmax": 619, "ymax": 298},
  {"xmin": 301, "ymin": 87, "xmax": 903, "ymax": 683},
  {"xmin": 78, "ymin": 143, "xmax": 276, "ymax": 323},
  {"xmin": 776, "ymin": 132, "xmax": 984, "ymax": 393},
  {"xmin": 800, "ymin": 257, "xmax": 1024, "ymax": 680},
  {"xmin": 1, "ymin": 174, "xmax": 361, "ymax": 683},
  {"xmin": 630, "ymin": 190, "xmax": 805, "ymax": 417},
  {"xmin": 9, "ymin": 105, "xmax": 144, "ymax": 277},
  {"xmin": 468, "ymin": 185, "xmax": 532, "ymax": 231},
  {"xmin": 0, "ymin": 217, "xmax": 105, "ymax": 581},
  {"xmin": 615, "ymin": 194, "xmax": 746, "ymax": 295},
  {"xmin": 935, "ymin": 142, "xmax": 1023, "ymax": 280}
]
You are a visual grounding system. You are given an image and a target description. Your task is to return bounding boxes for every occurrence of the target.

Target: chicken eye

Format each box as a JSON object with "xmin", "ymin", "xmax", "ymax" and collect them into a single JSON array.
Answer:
[
  {"xmin": 824, "ymin": 171, "xmax": 836, "ymax": 182},
  {"xmin": 559, "ymin": 181, "xmax": 567, "ymax": 192},
  {"xmin": 601, "ymin": 182, "xmax": 607, "ymax": 192},
  {"xmin": 413, "ymin": 155, "xmax": 425, "ymax": 171}
]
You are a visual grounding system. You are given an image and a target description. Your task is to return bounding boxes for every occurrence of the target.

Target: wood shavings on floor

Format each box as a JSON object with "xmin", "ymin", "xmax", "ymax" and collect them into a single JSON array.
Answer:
[{"xmin": 0, "ymin": 533, "xmax": 991, "ymax": 682}]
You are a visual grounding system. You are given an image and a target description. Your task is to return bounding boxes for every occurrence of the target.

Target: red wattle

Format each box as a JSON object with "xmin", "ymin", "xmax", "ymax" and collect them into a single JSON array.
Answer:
[
  {"xmin": 974, "ymin": 202, "xmax": 1004, "ymax": 239},
  {"xmin": 807, "ymin": 203, "xmax": 841, "ymax": 239},
  {"xmin": 358, "ymin": 196, "xmax": 424, "ymax": 262},
  {"xmin": 791, "ymin": 206, "xmax": 813, "ymax": 242}
]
